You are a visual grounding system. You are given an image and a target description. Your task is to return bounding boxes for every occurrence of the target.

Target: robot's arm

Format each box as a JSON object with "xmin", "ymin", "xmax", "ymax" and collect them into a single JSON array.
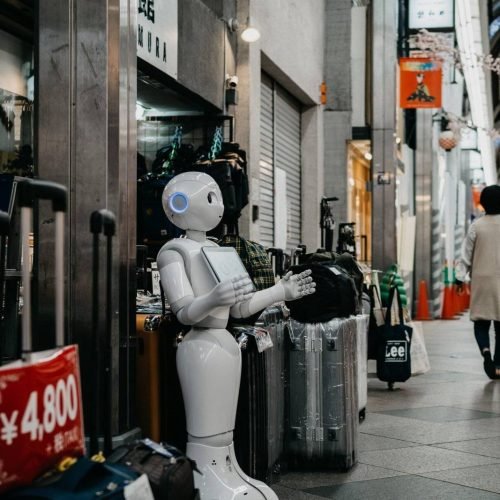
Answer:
[
  {"xmin": 230, "ymin": 270, "xmax": 315, "ymax": 318},
  {"xmin": 158, "ymin": 249, "xmax": 254, "ymax": 325}
]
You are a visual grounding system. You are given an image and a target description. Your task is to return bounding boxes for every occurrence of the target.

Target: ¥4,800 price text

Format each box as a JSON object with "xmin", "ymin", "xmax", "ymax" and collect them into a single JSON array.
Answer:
[{"xmin": 1, "ymin": 375, "xmax": 79, "ymax": 446}]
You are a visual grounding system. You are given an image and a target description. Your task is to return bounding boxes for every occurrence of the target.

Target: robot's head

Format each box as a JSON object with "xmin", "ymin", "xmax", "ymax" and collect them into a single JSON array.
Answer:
[{"xmin": 162, "ymin": 172, "xmax": 224, "ymax": 231}]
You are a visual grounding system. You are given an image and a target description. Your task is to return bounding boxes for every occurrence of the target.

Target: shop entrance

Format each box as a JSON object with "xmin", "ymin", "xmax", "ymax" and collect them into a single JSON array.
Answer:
[{"xmin": 347, "ymin": 140, "xmax": 372, "ymax": 263}]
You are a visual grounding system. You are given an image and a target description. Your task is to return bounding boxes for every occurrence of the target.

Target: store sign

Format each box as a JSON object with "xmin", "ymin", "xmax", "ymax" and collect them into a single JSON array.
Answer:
[
  {"xmin": 377, "ymin": 172, "xmax": 391, "ymax": 185},
  {"xmin": 0, "ymin": 346, "xmax": 85, "ymax": 494},
  {"xmin": 408, "ymin": 0, "xmax": 454, "ymax": 30},
  {"xmin": 399, "ymin": 57, "xmax": 442, "ymax": 109},
  {"xmin": 137, "ymin": 0, "xmax": 178, "ymax": 79}
]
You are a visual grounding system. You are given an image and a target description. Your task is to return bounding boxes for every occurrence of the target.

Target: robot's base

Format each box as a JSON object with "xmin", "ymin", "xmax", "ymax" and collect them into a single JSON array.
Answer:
[{"xmin": 187, "ymin": 442, "xmax": 278, "ymax": 500}]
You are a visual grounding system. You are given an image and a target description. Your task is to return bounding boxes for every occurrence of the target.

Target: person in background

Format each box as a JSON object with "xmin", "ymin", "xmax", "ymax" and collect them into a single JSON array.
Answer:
[{"xmin": 456, "ymin": 184, "xmax": 500, "ymax": 379}]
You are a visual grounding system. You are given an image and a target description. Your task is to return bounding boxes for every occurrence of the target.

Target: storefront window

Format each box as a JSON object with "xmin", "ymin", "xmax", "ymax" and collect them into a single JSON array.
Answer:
[{"xmin": 0, "ymin": 28, "xmax": 34, "ymax": 177}]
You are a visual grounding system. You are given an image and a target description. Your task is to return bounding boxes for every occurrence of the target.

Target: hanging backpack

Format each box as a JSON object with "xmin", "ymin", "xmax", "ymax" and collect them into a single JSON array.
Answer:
[{"xmin": 286, "ymin": 262, "xmax": 357, "ymax": 322}]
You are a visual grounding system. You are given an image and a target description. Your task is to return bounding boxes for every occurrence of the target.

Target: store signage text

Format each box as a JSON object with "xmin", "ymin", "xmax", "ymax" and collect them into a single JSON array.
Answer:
[
  {"xmin": 408, "ymin": 0, "xmax": 454, "ymax": 30},
  {"xmin": 137, "ymin": 0, "xmax": 178, "ymax": 79}
]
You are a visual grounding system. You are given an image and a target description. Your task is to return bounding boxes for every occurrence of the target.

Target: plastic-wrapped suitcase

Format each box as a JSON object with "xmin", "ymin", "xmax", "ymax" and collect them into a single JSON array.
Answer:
[
  {"xmin": 232, "ymin": 305, "xmax": 287, "ymax": 484},
  {"xmin": 355, "ymin": 314, "xmax": 369, "ymax": 421},
  {"xmin": 286, "ymin": 317, "xmax": 358, "ymax": 471},
  {"xmin": 258, "ymin": 305, "xmax": 288, "ymax": 483}
]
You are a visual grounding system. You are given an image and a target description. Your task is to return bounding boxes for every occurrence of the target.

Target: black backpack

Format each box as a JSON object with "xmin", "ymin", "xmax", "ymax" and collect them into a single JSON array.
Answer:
[{"xmin": 286, "ymin": 262, "xmax": 357, "ymax": 323}]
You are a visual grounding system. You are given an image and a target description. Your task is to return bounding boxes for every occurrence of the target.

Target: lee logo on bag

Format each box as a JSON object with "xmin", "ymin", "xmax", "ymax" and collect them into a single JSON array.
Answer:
[{"xmin": 385, "ymin": 340, "xmax": 409, "ymax": 362}]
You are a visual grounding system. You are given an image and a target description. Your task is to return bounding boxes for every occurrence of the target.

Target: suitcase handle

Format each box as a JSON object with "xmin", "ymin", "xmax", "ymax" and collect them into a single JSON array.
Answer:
[
  {"xmin": 18, "ymin": 178, "xmax": 67, "ymax": 212},
  {"xmin": 89, "ymin": 209, "xmax": 116, "ymax": 456},
  {"xmin": 90, "ymin": 209, "xmax": 116, "ymax": 236},
  {"xmin": 18, "ymin": 179, "xmax": 68, "ymax": 354}
]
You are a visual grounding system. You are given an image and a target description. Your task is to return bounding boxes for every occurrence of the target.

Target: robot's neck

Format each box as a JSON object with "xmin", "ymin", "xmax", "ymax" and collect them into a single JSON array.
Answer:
[{"xmin": 186, "ymin": 229, "xmax": 207, "ymax": 243}]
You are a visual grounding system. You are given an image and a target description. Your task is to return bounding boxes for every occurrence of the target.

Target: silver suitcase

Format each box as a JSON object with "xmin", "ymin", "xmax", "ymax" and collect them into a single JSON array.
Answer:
[
  {"xmin": 286, "ymin": 317, "xmax": 359, "ymax": 471},
  {"xmin": 355, "ymin": 314, "xmax": 369, "ymax": 421}
]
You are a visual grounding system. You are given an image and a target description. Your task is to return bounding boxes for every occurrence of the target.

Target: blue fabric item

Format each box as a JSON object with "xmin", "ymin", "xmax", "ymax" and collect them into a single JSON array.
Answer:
[{"xmin": 6, "ymin": 457, "xmax": 139, "ymax": 499}]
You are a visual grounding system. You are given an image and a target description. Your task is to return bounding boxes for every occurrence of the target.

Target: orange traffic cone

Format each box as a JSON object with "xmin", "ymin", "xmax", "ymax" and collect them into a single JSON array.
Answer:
[
  {"xmin": 441, "ymin": 285, "xmax": 456, "ymax": 319},
  {"xmin": 415, "ymin": 280, "xmax": 431, "ymax": 320}
]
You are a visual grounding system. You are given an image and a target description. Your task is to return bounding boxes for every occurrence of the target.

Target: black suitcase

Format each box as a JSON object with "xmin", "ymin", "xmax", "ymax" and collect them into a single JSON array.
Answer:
[
  {"xmin": 232, "ymin": 306, "xmax": 287, "ymax": 484},
  {"xmin": 260, "ymin": 306, "xmax": 289, "ymax": 483},
  {"xmin": 0, "ymin": 210, "xmax": 9, "ymax": 353}
]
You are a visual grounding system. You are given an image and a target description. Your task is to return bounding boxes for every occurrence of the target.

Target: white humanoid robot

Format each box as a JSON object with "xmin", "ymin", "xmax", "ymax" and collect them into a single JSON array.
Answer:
[{"xmin": 157, "ymin": 172, "xmax": 315, "ymax": 500}]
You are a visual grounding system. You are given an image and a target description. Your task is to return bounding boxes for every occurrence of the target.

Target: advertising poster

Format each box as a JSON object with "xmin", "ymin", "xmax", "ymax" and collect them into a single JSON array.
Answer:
[{"xmin": 399, "ymin": 57, "xmax": 442, "ymax": 109}]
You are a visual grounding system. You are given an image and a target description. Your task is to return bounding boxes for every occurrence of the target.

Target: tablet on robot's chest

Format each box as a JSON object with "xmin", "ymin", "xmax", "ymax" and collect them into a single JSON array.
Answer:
[{"xmin": 201, "ymin": 246, "xmax": 253, "ymax": 287}]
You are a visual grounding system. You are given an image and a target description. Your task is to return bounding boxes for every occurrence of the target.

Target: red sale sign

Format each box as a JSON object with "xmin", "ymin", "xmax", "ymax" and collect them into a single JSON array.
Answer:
[{"xmin": 0, "ymin": 345, "xmax": 85, "ymax": 494}]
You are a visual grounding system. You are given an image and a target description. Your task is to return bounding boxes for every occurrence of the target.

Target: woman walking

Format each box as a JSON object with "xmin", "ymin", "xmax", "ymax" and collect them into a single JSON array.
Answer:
[{"xmin": 456, "ymin": 184, "xmax": 500, "ymax": 379}]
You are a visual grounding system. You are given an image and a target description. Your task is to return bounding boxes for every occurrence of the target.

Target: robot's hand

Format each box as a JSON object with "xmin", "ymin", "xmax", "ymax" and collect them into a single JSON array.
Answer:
[
  {"xmin": 279, "ymin": 269, "xmax": 316, "ymax": 301},
  {"xmin": 213, "ymin": 274, "xmax": 255, "ymax": 306}
]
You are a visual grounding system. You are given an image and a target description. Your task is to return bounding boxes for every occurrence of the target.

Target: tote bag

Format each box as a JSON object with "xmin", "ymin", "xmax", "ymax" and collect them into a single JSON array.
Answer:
[{"xmin": 376, "ymin": 286, "xmax": 413, "ymax": 383}]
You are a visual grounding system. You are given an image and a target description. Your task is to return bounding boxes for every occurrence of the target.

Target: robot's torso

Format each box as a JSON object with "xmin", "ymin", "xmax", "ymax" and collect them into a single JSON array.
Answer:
[{"xmin": 161, "ymin": 237, "xmax": 229, "ymax": 328}]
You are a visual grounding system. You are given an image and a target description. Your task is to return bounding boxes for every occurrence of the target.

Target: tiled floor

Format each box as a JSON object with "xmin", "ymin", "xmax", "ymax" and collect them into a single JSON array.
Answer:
[{"xmin": 272, "ymin": 316, "xmax": 500, "ymax": 499}]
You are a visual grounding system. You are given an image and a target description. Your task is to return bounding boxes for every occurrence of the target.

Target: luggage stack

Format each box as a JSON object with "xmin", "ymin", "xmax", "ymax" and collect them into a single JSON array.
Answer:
[{"xmin": 286, "ymin": 317, "xmax": 359, "ymax": 471}]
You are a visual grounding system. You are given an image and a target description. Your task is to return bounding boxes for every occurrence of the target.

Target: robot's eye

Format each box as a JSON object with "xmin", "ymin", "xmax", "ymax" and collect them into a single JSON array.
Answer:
[
  {"xmin": 207, "ymin": 193, "xmax": 212, "ymax": 204},
  {"xmin": 169, "ymin": 192, "xmax": 189, "ymax": 214},
  {"xmin": 207, "ymin": 192, "xmax": 218, "ymax": 204}
]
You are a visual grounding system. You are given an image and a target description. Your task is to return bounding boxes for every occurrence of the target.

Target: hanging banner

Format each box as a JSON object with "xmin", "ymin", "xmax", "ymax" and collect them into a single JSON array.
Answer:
[
  {"xmin": 137, "ymin": 0, "xmax": 178, "ymax": 79},
  {"xmin": 399, "ymin": 58, "xmax": 442, "ymax": 109}
]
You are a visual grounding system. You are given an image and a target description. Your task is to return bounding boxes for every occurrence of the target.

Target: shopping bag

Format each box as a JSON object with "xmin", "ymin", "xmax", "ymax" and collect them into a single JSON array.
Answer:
[
  {"xmin": 408, "ymin": 321, "xmax": 431, "ymax": 375},
  {"xmin": 376, "ymin": 286, "xmax": 413, "ymax": 383},
  {"xmin": 0, "ymin": 179, "xmax": 85, "ymax": 494}
]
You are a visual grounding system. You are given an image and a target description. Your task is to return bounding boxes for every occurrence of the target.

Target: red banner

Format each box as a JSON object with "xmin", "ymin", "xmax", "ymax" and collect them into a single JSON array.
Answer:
[
  {"xmin": 0, "ymin": 345, "xmax": 85, "ymax": 493},
  {"xmin": 400, "ymin": 57, "xmax": 442, "ymax": 109}
]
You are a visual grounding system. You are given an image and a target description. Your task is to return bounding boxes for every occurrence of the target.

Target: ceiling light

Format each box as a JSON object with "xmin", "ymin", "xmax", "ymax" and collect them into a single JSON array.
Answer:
[
  {"xmin": 227, "ymin": 17, "xmax": 261, "ymax": 43},
  {"xmin": 241, "ymin": 26, "xmax": 261, "ymax": 43}
]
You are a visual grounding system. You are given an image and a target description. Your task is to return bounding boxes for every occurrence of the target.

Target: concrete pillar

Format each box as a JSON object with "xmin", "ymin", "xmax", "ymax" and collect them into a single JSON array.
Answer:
[
  {"xmin": 37, "ymin": 0, "xmax": 137, "ymax": 435},
  {"xmin": 324, "ymin": 0, "xmax": 352, "ymax": 247},
  {"xmin": 234, "ymin": 0, "xmax": 260, "ymax": 240},
  {"xmin": 302, "ymin": 106, "xmax": 324, "ymax": 250},
  {"xmin": 414, "ymin": 109, "xmax": 437, "ymax": 316},
  {"xmin": 371, "ymin": 0, "xmax": 398, "ymax": 271}
]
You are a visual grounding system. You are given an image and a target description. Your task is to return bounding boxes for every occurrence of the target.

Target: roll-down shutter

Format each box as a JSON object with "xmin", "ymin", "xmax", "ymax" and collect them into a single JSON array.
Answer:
[
  {"xmin": 259, "ymin": 73, "xmax": 302, "ymax": 250},
  {"xmin": 259, "ymin": 74, "xmax": 275, "ymax": 248}
]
